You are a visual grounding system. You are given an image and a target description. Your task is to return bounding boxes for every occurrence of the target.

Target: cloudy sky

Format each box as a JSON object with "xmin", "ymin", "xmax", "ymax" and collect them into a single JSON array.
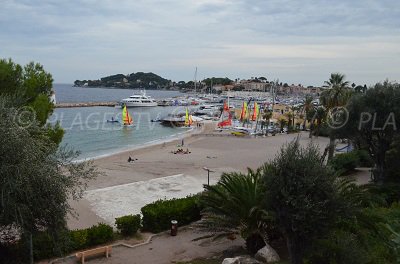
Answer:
[{"xmin": 1, "ymin": 0, "xmax": 399, "ymax": 86}]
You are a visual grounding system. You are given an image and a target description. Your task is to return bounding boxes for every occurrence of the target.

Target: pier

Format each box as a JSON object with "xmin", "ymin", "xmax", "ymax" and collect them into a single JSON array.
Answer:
[{"xmin": 55, "ymin": 102, "xmax": 117, "ymax": 108}]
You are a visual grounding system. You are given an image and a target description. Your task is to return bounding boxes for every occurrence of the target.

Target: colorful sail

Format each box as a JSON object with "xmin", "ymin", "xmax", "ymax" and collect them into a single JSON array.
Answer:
[
  {"xmin": 218, "ymin": 101, "xmax": 232, "ymax": 127},
  {"xmin": 185, "ymin": 108, "xmax": 190, "ymax": 126},
  {"xmin": 122, "ymin": 105, "xmax": 133, "ymax": 125},
  {"xmin": 189, "ymin": 114, "xmax": 193, "ymax": 126},
  {"xmin": 251, "ymin": 102, "xmax": 259, "ymax": 121},
  {"xmin": 240, "ymin": 102, "xmax": 247, "ymax": 121}
]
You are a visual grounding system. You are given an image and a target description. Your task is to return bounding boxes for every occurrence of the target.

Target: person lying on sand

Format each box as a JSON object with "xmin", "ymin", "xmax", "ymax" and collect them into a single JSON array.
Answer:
[
  {"xmin": 172, "ymin": 148, "xmax": 191, "ymax": 154},
  {"xmin": 128, "ymin": 156, "xmax": 138, "ymax": 162}
]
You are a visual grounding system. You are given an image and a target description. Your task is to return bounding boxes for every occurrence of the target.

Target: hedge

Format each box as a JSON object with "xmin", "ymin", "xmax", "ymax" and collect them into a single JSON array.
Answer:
[
  {"xmin": 15, "ymin": 195, "xmax": 203, "ymax": 260},
  {"xmin": 141, "ymin": 195, "xmax": 202, "ymax": 233},
  {"xmin": 329, "ymin": 151, "xmax": 360, "ymax": 175},
  {"xmin": 355, "ymin": 149, "xmax": 374, "ymax": 167},
  {"xmin": 115, "ymin": 214, "xmax": 141, "ymax": 236},
  {"xmin": 27, "ymin": 223, "xmax": 114, "ymax": 261}
]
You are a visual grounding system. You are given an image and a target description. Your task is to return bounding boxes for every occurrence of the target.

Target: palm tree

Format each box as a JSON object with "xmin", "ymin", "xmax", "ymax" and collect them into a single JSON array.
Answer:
[
  {"xmin": 301, "ymin": 95, "xmax": 314, "ymax": 132},
  {"xmin": 262, "ymin": 109, "xmax": 273, "ymax": 135},
  {"xmin": 290, "ymin": 105, "xmax": 298, "ymax": 129},
  {"xmin": 315, "ymin": 107, "xmax": 327, "ymax": 137},
  {"xmin": 321, "ymin": 73, "xmax": 351, "ymax": 161},
  {"xmin": 307, "ymin": 106, "xmax": 326, "ymax": 138},
  {"xmin": 279, "ymin": 118, "xmax": 288, "ymax": 133},
  {"xmin": 286, "ymin": 112, "xmax": 294, "ymax": 132},
  {"xmin": 198, "ymin": 169, "xmax": 273, "ymax": 253}
]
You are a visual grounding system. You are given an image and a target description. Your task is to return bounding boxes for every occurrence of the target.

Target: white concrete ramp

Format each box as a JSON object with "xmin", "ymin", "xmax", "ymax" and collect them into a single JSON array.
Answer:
[{"xmin": 84, "ymin": 174, "xmax": 216, "ymax": 225}]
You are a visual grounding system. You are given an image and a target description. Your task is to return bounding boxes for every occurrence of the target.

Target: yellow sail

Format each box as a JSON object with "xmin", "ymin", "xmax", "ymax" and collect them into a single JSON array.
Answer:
[
  {"xmin": 240, "ymin": 102, "xmax": 247, "ymax": 121},
  {"xmin": 185, "ymin": 108, "xmax": 189, "ymax": 126},
  {"xmin": 252, "ymin": 102, "xmax": 259, "ymax": 121},
  {"xmin": 122, "ymin": 105, "xmax": 133, "ymax": 125}
]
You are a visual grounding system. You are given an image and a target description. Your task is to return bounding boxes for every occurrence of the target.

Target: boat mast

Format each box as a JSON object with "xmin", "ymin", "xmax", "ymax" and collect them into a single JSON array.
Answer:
[{"xmin": 194, "ymin": 67, "xmax": 197, "ymax": 94}]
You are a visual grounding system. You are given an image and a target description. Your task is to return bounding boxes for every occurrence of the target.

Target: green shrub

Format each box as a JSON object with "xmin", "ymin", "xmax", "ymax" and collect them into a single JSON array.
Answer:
[
  {"xmin": 355, "ymin": 149, "xmax": 374, "ymax": 167},
  {"xmin": 366, "ymin": 183, "xmax": 400, "ymax": 205},
  {"xmin": 31, "ymin": 232, "xmax": 56, "ymax": 260},
  {"xmin": 11, "ymin": 224, "xmax": 115, "ymax": 261},
  {"xmin": 86, "ymin": 223, "xmax": 114, "ymax": 246},
  {"xmin": 307, "ymin": 230, "xmax": 369, "ymax": 264},
  {"xmin": 316, "ymin": 123, "xmax": 330, "ymax": 137},
  {"xmin": 28, "ymin": 230, "xmax": 70, "ymax": 260},
  {"xmin": 69, "ymin": 224, "xmax": 114, "ymax": 250},
  {"xmin": 141, "ymin": 195, "xmax": 202, "ymax": 233},
  {"xmin": 69, "ymin": 229, "xmax": 88, "ymax": 250},
  {"xmin": 329, "ymin": 151, "xmax": 360, "ymax": 175},
  {"xmin": 115, "ymin": 214, "xmax": 141, "ymax": 236},
  {"xmin": 386, "ymin": 137, "xmax": 400, "ymax": 181}
]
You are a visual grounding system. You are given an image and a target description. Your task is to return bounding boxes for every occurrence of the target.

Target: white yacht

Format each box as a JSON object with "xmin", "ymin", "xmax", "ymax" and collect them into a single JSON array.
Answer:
[
  {"xmin": 194, "ymin": 104, "xmax": 221, "ymax": 116},
  {"xmin": 120, "ymin": 90, "xmax": 157, "ymax": 107}
]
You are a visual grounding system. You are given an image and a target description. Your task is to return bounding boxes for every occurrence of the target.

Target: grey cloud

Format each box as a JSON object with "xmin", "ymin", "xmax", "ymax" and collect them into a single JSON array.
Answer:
[{"xmin": 0, "ymin": 0, "xmax": 399, "ymax": 85}]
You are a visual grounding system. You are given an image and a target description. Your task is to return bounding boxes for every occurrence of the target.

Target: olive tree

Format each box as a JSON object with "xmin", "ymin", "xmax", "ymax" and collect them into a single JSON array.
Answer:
[
  {"xmin": 341, "ymin": 81, "xmax": 400, "ymax": 183},
  {"xmin": 0, "ymin": 100, "xmax": 99, "ymax": 262},
  {"xmin": 262, "ymin": 140, "xmax": 345, "ymax": 264}
]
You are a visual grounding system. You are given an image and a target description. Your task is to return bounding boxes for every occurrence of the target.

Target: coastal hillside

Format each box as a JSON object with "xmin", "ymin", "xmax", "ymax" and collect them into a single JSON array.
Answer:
[{"xmin": 74, "ymin": 72, "xmax": 171, "ymax": 89}]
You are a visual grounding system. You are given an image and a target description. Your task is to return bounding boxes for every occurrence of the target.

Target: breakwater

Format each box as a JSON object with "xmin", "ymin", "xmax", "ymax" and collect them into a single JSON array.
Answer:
[{"xmin": 55, "ymin": 102, "xmax": 117, "ymax": 108}]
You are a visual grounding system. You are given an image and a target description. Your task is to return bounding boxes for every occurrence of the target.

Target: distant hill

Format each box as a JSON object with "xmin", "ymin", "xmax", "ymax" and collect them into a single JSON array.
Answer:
[{"xmin": 74, "ymin": 72, "xmax": 172, "ymax": 89}]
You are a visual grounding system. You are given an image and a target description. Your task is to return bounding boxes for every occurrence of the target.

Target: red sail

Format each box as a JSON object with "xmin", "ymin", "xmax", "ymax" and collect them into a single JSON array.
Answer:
[{"xmin": 218, "ymin": 101, "xmax": 232, "ymax": 127}]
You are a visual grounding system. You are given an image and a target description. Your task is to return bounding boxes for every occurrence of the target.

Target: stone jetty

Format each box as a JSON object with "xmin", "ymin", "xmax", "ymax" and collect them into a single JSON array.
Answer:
[{"xmin": 55, "ymin": 102, "xmax": 118, "ymax": 108}]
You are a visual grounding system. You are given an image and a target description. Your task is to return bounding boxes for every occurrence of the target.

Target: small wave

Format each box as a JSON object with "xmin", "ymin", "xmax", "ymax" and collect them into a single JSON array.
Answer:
[{"xmin": 73, "ymin": 127, "xmax": 194, "ymax": 162}]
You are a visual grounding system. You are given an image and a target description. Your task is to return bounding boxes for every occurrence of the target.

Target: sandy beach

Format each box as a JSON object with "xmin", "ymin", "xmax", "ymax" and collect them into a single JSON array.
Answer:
[{"xmin": 67, "ymin": 124, "xmax": 330, "ymax": 229}]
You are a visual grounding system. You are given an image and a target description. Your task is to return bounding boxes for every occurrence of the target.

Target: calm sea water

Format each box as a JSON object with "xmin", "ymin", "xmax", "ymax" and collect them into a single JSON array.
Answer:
[
  {"xmin": 53, "ymin": 83, "xmax": 182, "ymax": 103},
  {"xmin": 51, "ymin": 84, "xmax": 188, "ymax": 160}
]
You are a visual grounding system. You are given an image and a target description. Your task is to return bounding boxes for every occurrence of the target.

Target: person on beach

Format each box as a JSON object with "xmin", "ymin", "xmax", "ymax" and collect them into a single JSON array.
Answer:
[{"xmin": 128, "ymin": 156, "xmax": 138, "ymax": 162}]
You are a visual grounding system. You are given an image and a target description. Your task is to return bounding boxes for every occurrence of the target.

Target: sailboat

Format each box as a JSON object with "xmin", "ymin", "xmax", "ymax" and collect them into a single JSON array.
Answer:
[
  {"xmin": 184, "ymin": 108, "xmax": 193, "ymax": 127},
  {"xmin": 122, "ymin": 104, "xmax": 133, "ymax": 126},
  {"xmin": 217, "ymin": 101, "xmax": 232, "ymax": 128},
  {"xmin": 231, "ymin": 101, "xmax": 253, "ymax": 136},
  {"xmin": 251, "ymin": 102, "xmax": 259, "ymax": 121},
  {"xmin": 239, "ymin": 101, "xmax": 248, "ymax": 122}
]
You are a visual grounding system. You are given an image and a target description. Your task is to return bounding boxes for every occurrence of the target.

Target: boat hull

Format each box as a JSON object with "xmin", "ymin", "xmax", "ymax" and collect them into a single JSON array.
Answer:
[
  {"xmin": 160, "ymin": 121, "xmax": 186, "ymax": 127},
  {"xmin": 122, "ymin": 102, "xmax": 157, "ymax": 107}
]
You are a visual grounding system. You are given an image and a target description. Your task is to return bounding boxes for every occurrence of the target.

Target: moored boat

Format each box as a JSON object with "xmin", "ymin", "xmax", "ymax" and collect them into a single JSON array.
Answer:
[
  {"xmin": 120, "ymin": 90, "xmax": 157, "ymax": 107},
  {"xmin": 231, "ymin": 126, "xmax": 253, "ymax": 136}
]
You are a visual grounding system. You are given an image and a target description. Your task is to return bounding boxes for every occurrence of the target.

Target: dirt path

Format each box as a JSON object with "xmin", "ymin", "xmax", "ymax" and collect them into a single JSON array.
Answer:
[{"xmin": 53, "ymin": 227, "xmax": 244, "ymax": 264}]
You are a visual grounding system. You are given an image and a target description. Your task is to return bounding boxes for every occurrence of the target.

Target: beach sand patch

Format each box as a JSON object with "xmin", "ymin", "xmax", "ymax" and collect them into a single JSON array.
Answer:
[{"xmin": 84, "ymin": 174, "xmax": 217, "ymax": 225}]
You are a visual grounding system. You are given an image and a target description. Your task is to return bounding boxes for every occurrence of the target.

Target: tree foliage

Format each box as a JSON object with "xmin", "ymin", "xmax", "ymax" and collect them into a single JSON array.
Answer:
[
  {"xmin": 199, "ymin": 169, "xmax": 274, "ymax": 253},
  {"xmin": 321, "ymin": 73, "xmax": 351, "ymax": 109},
  {"xmin": 262, "ymin": 140, "xmax": 352, "ymax": 264},
  {"xmin": 0, "ymin": 100, "xmax": 99, "ymax": 259},
  {"xmin": 0, "ymin": 58, "xmax": 63, "ymax": 144},
  {"xmin": 321, "ymin": 73, "xmax": 352, "ymax": 160},
  {"xmin": 341, "ymin": 81, "xmax": 400, "ymax": 183},
  {"xmin": 203, "ymin": 77, "xmax": 233, "ymax": 86}
]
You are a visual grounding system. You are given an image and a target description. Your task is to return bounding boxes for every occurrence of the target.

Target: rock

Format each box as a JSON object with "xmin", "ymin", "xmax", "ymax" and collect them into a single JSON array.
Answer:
[
  {"xmin": 237, "ymin": 255, "xmax": 262, "ymax": 264},
  {"xmin": 222, "ymin": 256, "xmax": 261, "ymax": 264},
  {"xmin": 255, "ymin": 244, "xmax": 280, "ymax": 263},
  {"xmin": 222, "ymin": 257, "xmax": 240, "ymax": 264},
  {"xmin": 222, "ymin": 245, "xmax": 247, "ymax": 258}
]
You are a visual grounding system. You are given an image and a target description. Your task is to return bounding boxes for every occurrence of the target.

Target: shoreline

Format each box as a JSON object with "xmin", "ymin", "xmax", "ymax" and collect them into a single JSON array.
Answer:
[
  {"xmin": 69, "ymin": 130, "xmax": 330, "ymax": 229},
  {"xmin": 75, "ymin": 123, "xmax": 210, "ymax": 163}
]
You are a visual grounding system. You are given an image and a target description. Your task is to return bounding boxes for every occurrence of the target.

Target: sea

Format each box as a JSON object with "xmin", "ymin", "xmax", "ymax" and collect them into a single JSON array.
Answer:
[{"xmin": 51, "ymin": 84, "xmax": 189, "ymax": 160}]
